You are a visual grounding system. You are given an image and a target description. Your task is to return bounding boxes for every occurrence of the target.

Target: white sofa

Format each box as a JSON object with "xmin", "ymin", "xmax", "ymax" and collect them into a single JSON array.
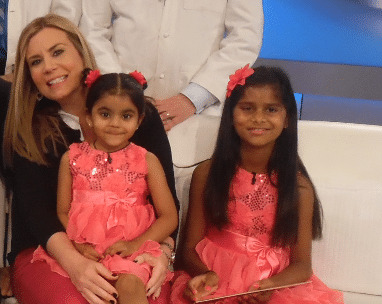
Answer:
[
  {"xmin": 168, "ymin": 115, "xmax": 382, "ymax": 304},
  {"xmin": 1, "ymin": 117, "xmax": 381, "ymax": 303}
]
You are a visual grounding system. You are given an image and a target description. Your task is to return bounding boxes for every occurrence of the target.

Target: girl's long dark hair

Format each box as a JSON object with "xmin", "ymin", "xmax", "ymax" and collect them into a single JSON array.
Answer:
[{"xmin": 204, "ymin": 66, "xmax": 322, "ymax": 247}]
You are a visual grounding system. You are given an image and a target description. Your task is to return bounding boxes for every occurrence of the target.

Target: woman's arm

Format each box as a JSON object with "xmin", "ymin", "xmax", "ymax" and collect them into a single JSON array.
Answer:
[
  {"xmin": 57, "ymin": 152, "xmax": 72, "ymax": 228},
  {"xmin": 11, "ymin": 154, "xmax": 117, "ymax": 304},
  {"xmin": 46, "ymin": 232, "xmax": 118, "ymax": 304}
]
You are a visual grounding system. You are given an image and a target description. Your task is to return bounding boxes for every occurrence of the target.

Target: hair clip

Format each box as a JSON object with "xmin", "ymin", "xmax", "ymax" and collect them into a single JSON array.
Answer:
[
  {"xmin": 226, "ymin": 64, "xmax": 255, "ymax": 98},
  {"xmin": 85, "ymin": 69, "xmax": 101, "ymax": 88},
  {"xmin": 129, "ymin": 70, "xmax": 147, "ymax": 89}
]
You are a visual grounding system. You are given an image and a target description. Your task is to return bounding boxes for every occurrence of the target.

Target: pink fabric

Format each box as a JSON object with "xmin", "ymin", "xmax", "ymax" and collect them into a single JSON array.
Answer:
[
  {"xmin": 12, "ymin": 248, "xmax": 88, "ymax": 304},
  {"xmin": 171, "ymin": 168, "xmax": 343, "ymax": 303},
  {"xmin": 14, "ymin": 248, "xmax": 172, "ymax": 304},
  {"xmin": 32, "ymin": 142, "xmax": 172, "ymax": 285}
]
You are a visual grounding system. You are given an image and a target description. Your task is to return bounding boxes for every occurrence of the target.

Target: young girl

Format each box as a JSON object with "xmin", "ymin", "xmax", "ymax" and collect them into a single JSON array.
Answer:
[
  {"xmin": 171, "ymin": 65, "xmax": 344, "ymax": 303},
  {"xmin": 33, "ymin": 71, "xmax": 178, "ymax": 304}
]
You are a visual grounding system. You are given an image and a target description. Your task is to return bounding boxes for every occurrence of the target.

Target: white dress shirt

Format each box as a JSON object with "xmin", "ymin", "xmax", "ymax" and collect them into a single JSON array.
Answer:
[{"xmin": 80, "ymin": 0, "xmax": 263, "ymax": 114}]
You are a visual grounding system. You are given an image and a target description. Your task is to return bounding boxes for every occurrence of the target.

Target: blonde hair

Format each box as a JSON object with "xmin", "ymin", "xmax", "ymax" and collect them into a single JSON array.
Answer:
[{"xmin": 3, "ymin": 14, "xmax": 97, "ymax": 167}]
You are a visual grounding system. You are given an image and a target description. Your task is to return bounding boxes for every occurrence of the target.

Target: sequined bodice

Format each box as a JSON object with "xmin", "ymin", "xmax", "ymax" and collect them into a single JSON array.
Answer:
[
  {"xmin": 69, "ymin": 142, "xmax": 148, "ymax": 201},
  {"xmin": 226, "ymin": 167, "xmax": 278, "ymax": 243}
]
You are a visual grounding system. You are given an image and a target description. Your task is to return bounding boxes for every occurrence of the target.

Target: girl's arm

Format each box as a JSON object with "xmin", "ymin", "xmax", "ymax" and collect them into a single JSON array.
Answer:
[
  {"xmin": 57, "ymin": 151, "xmax": 102, "ymax": 262},
  {"xmin": 179, "ymin": 161, "xmax": 220, "ymax": 301},
  {"xmin": 136, "ymin": 151, "xmax": 178, "ymax": 243},
  {"xmin": 105, "ymin": 152, "xmax": 178, "ymax": 256},
  {"xmin": 57, "ymin": 152, "xmax": 72, "ymax": 228},
  {"xmin": 179, "ymin": 160, "xmax": 212, "ymax": 276},
  {"xmin": 131, "ymin": 101, "xmax": 179, "ymax": 216}
]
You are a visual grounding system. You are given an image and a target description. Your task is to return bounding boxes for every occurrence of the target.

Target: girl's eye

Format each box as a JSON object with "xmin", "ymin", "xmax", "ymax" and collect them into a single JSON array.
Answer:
[
  {"xmin": 267, "ymin": 107, "xmax": 279, "ymax": 113},
  {"xmin": 100, "ymin": 112, "xmax": 110, "ymax": 118},
  {"xmin": 123, "ymin": 114, "xmax": 132, "ymax": 120},
  {"xmin": 240, "ymin": 105, "xmax": 252, "ymax": 112},
  {"xmin": 53, "ymin": 49, "xmax": 64, "ymax": 57}
]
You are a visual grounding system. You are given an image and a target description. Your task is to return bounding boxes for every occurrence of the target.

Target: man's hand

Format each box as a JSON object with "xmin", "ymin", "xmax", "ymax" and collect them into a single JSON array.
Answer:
[{"xmin": 155, "ymin": 94, "xmax": 196, "ymax": 131}]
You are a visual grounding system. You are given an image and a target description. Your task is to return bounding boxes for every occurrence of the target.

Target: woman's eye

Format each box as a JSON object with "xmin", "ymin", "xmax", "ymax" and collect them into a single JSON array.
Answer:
[
  {"xmin": 53, "ymin": 49, "xmax": 64, "ymax": 57},
  {"xmin": 30, "ymin": 59, "xmax": 41, "ymax": 66}
]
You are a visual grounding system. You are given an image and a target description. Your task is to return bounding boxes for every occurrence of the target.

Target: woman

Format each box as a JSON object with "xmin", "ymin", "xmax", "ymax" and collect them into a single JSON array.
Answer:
[{"xmin": 2, "ymin": 14, "xmax": 177, "ymax": 304}]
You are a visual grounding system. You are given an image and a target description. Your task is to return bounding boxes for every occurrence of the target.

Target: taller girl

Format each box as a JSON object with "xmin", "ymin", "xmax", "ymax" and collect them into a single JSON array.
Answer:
[{"xmin": 171, "ymin": 65, "xmax": 343, "ymax": 303}]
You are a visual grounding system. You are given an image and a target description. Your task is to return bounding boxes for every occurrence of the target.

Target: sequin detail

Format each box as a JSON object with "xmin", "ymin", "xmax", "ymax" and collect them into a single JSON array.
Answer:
[{"xmin": 227, "ymin": 168, "xmax": 278, "ymax": 239}]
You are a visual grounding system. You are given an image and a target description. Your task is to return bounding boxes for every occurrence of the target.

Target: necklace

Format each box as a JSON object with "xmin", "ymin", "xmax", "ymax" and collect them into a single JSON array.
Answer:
[{"xmin": 93, "ymin": 140, "xmax": 113, "ymax": 164}]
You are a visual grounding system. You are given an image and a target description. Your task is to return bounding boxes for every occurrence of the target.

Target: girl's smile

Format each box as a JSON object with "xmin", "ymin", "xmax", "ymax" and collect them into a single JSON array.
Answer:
[{"xmin": 233, "ymin": 84, "xmax": 287, "ymax": 151}]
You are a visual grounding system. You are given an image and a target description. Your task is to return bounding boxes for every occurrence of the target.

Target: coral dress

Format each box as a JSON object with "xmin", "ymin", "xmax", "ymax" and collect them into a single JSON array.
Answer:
[
  {"xmin": 33, "ymin": 142, "xmax": 172, "ymax": 285},
  {"xmin": 171, "ymin": 168, "xmax": 343, "ymax": 303}
]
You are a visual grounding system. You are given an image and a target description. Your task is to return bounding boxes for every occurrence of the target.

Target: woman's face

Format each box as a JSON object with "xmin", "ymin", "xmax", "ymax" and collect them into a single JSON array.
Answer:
[{"xmin": 26, "ymin": 27, "xmax": 86, "ymax": 110}]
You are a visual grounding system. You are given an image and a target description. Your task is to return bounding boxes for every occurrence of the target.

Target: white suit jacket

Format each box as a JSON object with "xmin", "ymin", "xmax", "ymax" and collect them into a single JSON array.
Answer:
[
  {"xmin": 80, "ymin": 0, "xmax": 263, "ymax": 112},
  {"xmin": 5, "ymin": 0, "xmax": 82, "ymax": 74}
]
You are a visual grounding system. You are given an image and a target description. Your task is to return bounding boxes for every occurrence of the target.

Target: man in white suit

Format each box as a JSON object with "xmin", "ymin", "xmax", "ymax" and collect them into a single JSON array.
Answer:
[
  {"xmin": 80, "ymin": 0, "xmax": 264, "ymax": 131},
  {"xmin": 3, "ymin": 0, "xmax": 81, "ymax": 76}
]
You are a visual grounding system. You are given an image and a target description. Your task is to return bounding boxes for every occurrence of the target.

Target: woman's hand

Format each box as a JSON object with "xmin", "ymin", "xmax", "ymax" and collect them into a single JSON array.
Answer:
[
  {"xmin": 0, "ymin": 266, "xmax": 13, "ymax": 297},
  {"xmin": 183, "ymin": 271, "xmax": 219, "ymax": 302},
  {"xmin": 47, "ymin": 232, "xmax": 118, "ymax": 304},
  {"xmin": 66, "ymin": 255, "xmax": 119, "ymax": 304},
  {"xmin": 134, "ymin": 251, "xmax": 169, "ymax": 299},
  {"xmin": 104, "ymin": 240, "xmax": 139, "ymax": 257},
  {"xmin": 74, "ymin": 242, "xmax": 103, "ymax": 261}
]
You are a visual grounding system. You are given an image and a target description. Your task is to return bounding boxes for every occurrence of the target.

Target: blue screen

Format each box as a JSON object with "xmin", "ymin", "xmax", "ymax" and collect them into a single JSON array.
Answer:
[{"xmin": 259, "ymin": 0, "xmax": 382, "ymax": 67}]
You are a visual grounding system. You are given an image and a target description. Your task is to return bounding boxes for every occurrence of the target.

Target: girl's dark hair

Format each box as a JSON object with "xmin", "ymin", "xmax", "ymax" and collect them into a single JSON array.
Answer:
[
  {"xmin": 84, "ymin": 71, "xmax": 148, "ymax": 116},
  {"xmin": 204, "ymin": 65, "xmax": 322, "ymax": 247}
]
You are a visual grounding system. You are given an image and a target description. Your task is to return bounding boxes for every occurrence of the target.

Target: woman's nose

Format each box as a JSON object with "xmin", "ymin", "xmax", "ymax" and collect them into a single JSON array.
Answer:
[{"xmin": 43, "ymin": 57, "xmax": 57, "ymax": 73}]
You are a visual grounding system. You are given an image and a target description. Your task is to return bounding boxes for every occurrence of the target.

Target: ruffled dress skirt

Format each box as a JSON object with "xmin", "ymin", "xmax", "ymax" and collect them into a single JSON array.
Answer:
[
  {"xmin": 171, "ymin": 228, "xmax": 343, "ymax": 303},
  {"xmin": 33, "ymin": 189, "xmax": 173, "ymax": 285}
]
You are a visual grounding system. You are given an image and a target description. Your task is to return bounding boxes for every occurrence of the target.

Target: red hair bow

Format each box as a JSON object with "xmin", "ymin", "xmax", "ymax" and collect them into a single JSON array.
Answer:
[
  {"xmin": 85, "ymin": 70, "xmax": 101, "ymax": 88},
  {"xmin": 226, "ymin": 64, "xmax": 254, "ymax": 98},
  {"xmin": 129, "ymin": 70, "xmax": 147, "ymax": 87}
]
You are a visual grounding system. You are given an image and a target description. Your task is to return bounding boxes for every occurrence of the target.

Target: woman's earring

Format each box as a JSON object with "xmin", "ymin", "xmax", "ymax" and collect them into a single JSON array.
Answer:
[{"xmin": 37, "ymin": 92, "xmax": 43, "ymax": 101}]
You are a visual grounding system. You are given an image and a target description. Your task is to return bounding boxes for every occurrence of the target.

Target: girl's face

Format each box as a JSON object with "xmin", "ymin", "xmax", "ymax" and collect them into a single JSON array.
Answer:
[
  {"xmin": 86, "ymin": 94, "xmax": 143, "ymax": 152},
  {"xmin": 233, "ymin": 84, "xmax": 288, "ymax": 151},
  {"xmin": 26, "ymin": 27, "xmax": 86, "ymax": 109}
]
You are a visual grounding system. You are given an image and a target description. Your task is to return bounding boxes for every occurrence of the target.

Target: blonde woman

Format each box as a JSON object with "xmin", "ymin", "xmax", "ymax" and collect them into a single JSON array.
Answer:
[{"xmin": 2, "ymin": 14, "xmax": 177, "ymax": 304}]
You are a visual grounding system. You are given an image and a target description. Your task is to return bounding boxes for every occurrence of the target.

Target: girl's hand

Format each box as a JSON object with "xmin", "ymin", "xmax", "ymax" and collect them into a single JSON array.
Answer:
[
  {"xmin": 74, "ymin": 242, "xmax": 103, "ymax": 261},
  {"xmin": 104, "ymin": 240, "xmax": 139, "ymax": 257},
  {"xmin": 238, "ymin": 279, "xmax": 274, "ymax": 304},
  {"xmin": 134, "ymin": 251, "xmax": 168, "ymax": 299},
  {"xmin": 183, "ymin": 271, "xmax": 219, "ymax": 302}
]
